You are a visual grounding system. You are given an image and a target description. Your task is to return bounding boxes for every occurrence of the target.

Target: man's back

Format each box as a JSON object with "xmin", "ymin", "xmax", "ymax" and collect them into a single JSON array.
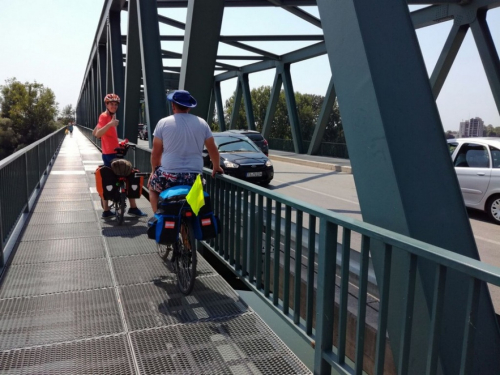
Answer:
[{"xmin": 154, "ymin": 113, "xmax": 212, "ymax": 173}]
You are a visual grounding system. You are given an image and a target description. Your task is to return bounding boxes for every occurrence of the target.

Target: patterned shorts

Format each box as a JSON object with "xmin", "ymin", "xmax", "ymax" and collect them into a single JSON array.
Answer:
[{"xmin": 149, "ymin": 169, "xmax": 199, "ymax": 193}]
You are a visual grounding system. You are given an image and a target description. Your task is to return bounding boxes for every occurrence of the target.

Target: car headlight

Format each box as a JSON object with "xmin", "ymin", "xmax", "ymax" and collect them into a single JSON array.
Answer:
[
  {"xmin": 265, "ymin": 160, "xmax": 273, "ymax": 167},
  {"xmin": 223, "ymin": 160, "xmax": 239, "ymax": 168}
]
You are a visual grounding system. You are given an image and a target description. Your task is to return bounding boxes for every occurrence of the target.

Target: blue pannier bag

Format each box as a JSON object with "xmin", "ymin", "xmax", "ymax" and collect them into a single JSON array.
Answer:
[
  {"xmin": 192, "ymin": 196, "xmax": 221, "ymax": 241},
  {"xmin": 154, "ymin": 213, "xmax": 180, "ymax": 244}
]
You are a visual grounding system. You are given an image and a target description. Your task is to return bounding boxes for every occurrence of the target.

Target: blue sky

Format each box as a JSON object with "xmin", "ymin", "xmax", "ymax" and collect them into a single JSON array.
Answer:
[{"xmin": 0, "ymin": 0, "xmax": 498, "ymax": 131}]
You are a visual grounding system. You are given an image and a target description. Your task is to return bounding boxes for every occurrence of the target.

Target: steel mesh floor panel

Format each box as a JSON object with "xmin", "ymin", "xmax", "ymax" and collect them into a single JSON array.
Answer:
[
  {"xmin": 50, "ymin": 165, "xmax": 84, "ymax": 171},
  {"xmin": 119, "ymin": 276, "xmax": 248, "ymax": 330},
  {"xmin": 38, "ymin": 193, "xmax": 91, "ymax": 202},
  {"xmin": 101, "ymin": 225, "xmax": 147, "ymax": 238},
  {"xmin": 12, "ymin": 237, "xmax": 105, "ymax": 264},
  {"xmin": 0, "ymin": 334, "xmax": 136, "ymax": 375},
  {"xmin": 21, "ymin": 222, "xmax": 100, "ymax": 241},
  {"xmin": 131, "ymin": 313, "xmax": 311, "ymax": 375},
  {"xmin": 0, "ymin": 289, "xmax": 123, "ymax": 350},
  {"xmin": 106, "ymin": 236, "xmax": 158, "ymax": 257},
  {"xmin": 38, "ymin": 187, "xmax": 89, "ymax": 196},
  {"xmin": 42, "ymin": 182, "xmax": 90, "ymax": 190},
  {"xmin": 112, "ymin": 253, "xmax": 215, "ymax": 286},
  {"xmin": 33, "ymin": 200, "xmax": 94, "ymax": 212},
  {"xmin": 0, "ymin": 258, "xmax": 113, "ymax": 298},
  {"xmin": 28, "ymin": 211, "xmax": 97, "ymax": 225},
  {"xmin": 45, "ymin": 175, "xmax": 87, "ymax": 183}
]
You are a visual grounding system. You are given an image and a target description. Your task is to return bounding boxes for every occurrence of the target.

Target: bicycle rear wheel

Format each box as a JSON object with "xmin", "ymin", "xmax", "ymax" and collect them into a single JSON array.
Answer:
[
  {"xmin": 117, "ymin": 192, "xmax": 126, "ymax": 225},
  {"xmin": 175, "ymin": 219, "xmax": 197, "ymax": 295}
]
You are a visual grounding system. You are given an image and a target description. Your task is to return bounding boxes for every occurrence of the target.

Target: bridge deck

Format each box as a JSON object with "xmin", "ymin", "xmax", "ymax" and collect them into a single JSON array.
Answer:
[{"xmin": 0, "ymin": 129, "xmax": 310, "ymax": 374}]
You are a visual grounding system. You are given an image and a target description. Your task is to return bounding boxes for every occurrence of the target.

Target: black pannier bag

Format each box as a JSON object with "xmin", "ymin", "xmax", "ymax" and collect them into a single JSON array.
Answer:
[
  {"xmin": 193, "ymin": 197, "xmax": 221, "ymax": 241},
  {"xmin": 154, "ymin": 213, "xmax": 180, "ymax": 244},
  {"xmin": 127, "ymin": 169, "xmax": 143, "ymax": 199},
  {"xmin": 95, "ymin": 166, "xmax": 119, "ymax": 201}
]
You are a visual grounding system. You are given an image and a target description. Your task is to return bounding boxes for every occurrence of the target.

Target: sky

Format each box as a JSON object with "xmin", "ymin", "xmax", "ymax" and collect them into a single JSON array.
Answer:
[{"xmin": 0, "ymin": 1, "xmax": 498, "ymax": 132}]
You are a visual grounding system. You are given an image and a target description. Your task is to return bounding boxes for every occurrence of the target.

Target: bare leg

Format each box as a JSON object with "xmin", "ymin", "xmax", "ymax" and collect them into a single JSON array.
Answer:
[
  {"xmin": 129, "ymin": 198, "xmax": 138, "ymax": 208},
  {"xmin": 102, "ymin": 198, "xmax": 110, "ymax": 211},
  {"xmin": 149, "ymin": 190, "xmax": 159, "ymax": 213}
]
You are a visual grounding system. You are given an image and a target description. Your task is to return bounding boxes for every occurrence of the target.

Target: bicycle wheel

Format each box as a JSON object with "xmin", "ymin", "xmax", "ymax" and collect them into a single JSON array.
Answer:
[
  {"xmin": 157, "ymin": 243, "xmax": 173, "ymax": 261},
  {"xmin": 175, "ymin": 219, "xmax": 197, "ymax": 295},
  {"xmin": 117, "ymin": 192, "xmax": 126, "ymax": 225}
]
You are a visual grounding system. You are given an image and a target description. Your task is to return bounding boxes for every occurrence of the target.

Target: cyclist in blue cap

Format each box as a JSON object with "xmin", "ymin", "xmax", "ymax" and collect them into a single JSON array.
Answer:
[{"xmin": 148, "ymin": 90, "xmax": 223, "ymax": 212}]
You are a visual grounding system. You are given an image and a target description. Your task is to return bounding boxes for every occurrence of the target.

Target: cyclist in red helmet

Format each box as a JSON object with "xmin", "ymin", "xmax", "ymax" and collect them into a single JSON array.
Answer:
[{"xmin": 93, "ymin": 93, "xmax": 146, "ymax": 218}]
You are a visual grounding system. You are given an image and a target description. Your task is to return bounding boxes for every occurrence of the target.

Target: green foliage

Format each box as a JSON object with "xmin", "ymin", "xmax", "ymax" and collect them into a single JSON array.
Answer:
[
  {"xmin": 59, "ymin": 104, "xmax": 75, "ymax": 125},
  {"xmin": 0, "ymin": 78, "xmax": 58, "ymax": 158},
  {"xmin": 485, "ymin": 124, "xmax": 500, "ymax": 137},
  {"xmin": 221, "ymin": 85, "xmax": 344, "ymax": 143}
]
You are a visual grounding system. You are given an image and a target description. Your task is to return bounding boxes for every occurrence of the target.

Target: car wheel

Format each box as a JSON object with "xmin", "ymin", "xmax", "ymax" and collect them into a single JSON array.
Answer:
[
  {"xmin": 486, "ymin": 195, "xmax": 500, "ymax": 225},
  {"xmin": 260, "ymin": 180, "xmax": 271, "ymax": 187}
]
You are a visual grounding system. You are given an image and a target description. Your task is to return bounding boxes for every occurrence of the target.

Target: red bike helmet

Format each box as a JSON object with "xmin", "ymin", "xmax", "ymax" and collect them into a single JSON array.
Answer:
[{"xmin": 104, "ymin": 93, "xmax": 120, "ymax": 104}]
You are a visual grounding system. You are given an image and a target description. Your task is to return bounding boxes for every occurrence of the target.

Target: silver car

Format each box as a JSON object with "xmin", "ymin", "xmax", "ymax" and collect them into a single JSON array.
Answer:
[{"xmin": 447, "ymin": 138, "xmax": 500, "ymax": 224}]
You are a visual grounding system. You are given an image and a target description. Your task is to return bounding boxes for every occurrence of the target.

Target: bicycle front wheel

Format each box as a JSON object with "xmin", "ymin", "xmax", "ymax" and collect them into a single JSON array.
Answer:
[{"xmin": 175, "ymin": 219, "xmax": 197, "ymax": 295}]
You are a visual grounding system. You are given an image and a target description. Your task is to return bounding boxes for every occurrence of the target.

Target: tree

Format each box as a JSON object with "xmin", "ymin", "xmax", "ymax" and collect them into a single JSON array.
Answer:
[
  {"xmin": 59, "ymin": 104, "xmax": 75, "ymax": 124},
  {"xmin": 445, "ymin": 130, "xmax": 455, "ymax": 139},
  {"xmin": 0, "ymin": 117, "xmax": 18, "ymax": 160},
  {"xmin": 222, "ymin": 85, "xmax": 344, "ymax": 143},
  {"xmin": 0, "ymin": 78, "xmax": 58, "ymax": 153}
]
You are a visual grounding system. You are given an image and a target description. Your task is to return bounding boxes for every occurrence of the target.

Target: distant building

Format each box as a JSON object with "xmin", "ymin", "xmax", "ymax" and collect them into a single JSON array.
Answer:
[{"xmin": 459, "ymin": 117, "xmax": 484, "ymax": 137}]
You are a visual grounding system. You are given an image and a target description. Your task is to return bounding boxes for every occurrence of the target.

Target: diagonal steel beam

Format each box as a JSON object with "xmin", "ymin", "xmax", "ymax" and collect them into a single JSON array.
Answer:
[
  {"xmin": 267, "ymin": 0, "xmax": 322, "ymax": 28},
  {"xmin": 430, "ymin": 22, "xmax": 469, "ymax": 99},
  {"xmin": 307, "ymin": 76, "xmax": 336, "ymax": 155},
  {"xmin": 470, "ymin": 10, "xmax": 500, "ymax": 116},
  {"xmin": 222, "ymin": 40, "xmax": 279, "ymax": 60}
]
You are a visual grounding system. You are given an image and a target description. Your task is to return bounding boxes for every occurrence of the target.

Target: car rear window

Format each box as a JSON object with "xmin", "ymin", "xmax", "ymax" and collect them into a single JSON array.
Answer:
[{"xmin": 246, "ymin": 134, "xmax": 264, "ymax": 142}]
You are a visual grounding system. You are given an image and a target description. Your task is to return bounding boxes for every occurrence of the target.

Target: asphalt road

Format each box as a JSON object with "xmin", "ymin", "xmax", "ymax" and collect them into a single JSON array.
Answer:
[{"xmin": 268, "ymin": 159, "xmax": 500, "ymax": 312}]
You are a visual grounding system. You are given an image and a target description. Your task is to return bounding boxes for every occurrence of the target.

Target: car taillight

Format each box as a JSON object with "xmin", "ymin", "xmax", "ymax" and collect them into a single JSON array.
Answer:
[{"xmin": 263, "ymin": 139, "xmax": 268, "ymax": 146}]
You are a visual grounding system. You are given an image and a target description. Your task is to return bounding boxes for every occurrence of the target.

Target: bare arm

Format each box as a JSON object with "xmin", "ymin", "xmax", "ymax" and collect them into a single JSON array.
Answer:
[
  {"xmin": 93, "ymin": 115, "xmax": 119, "ymax": 138},
  {"xmin": 204, "ymin": 137, "xmax": 223, "ymax": 177},
  {"xmin": 151, "ymin": 136, "xmax": 163, "ymax": 171}
]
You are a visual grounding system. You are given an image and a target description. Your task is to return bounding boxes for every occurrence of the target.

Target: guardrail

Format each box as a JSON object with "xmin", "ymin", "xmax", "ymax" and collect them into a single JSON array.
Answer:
[
  {"xmin": 78, "ymin": 125, "xmax": 500, "ymax": 374},
  {"xmin": 0, "ymin": 127, "xmax": 66, "ymax": 268},
  {"xmin": 269, "ymin": 138, "xmax": 349, "ymax": 159}
]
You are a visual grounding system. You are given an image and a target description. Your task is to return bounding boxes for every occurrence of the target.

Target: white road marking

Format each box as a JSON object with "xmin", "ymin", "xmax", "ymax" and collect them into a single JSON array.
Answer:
[
  {"xmin": 474, "ymin": 235, "xmax": 500, "ymax": 246},
  {"xmin": 272, "ymin": 178, "xmax": 359, "ymax": 205}
]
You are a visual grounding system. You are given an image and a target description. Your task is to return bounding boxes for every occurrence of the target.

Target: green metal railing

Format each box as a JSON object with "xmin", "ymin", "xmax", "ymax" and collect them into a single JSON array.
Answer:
[
  {"xmin": 269, "ymin": 138, "xmax": 349, "ymax": 158},
  {"xmin": 79, "ymin": 127, "xmax": 500, "ymax": 374},
  {"xmin": 0, "ymin": 127, "xmax": 66, "ymax": 267}
]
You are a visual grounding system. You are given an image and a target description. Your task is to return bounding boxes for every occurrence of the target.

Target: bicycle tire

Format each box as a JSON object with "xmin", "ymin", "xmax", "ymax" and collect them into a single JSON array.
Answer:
[
  {"xmin": 117, "ymin": 192, "xmax": 126, "ymax": 225},
  {"xmin": 157, "ymin": 243, "xmax": 172, "ymax": 261},
  {"xmin": 175, "ymin": 218, "xmax": 197, "ymax": 295}
]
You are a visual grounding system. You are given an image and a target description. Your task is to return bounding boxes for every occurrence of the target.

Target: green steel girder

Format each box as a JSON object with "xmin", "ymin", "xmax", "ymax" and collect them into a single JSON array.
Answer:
[
  {"xmin": 215, "ymin": 81, "xmax": 226, "ymax": 131},
  {"xmin": 109, "ymin": 10, "xmax": 125, "ymax": 134},
  {"xmin": 136, "ymin": 0, "xmax": 167, "ymax": 148},
  {"xmin": 307, "ymin": 77, "xmax": 336, "ymax": 155},
  {"xmin": 262, "ymin": 68, "xmax": 283, "ymax": 140},
  {"xmin": 178, "ymin": 0, "xmax": 225, "ymax": 120},
  {"xmin": 241, "ymin": 74, "xmax": 256, "ymax": 130},
  {"xmin": 122, "ymin": 0, "xmax": 142, "ymax": 142},
  {"xmin": 282, "ymin": 64, "xmax": 303, "ymax": 154},
  {"xmin": 316, "ymin": 1, "xmax": 500, "ymax": 375},
  {"xmin": 230, "ymin": 78, "xmax": 243, "ymax": 130},
  {"xmin": 430, "ymin": 23, "xmax": 469, "ymax": 99},
  {"xmin": 97, "ymin": 45, "xmax": 107, "ymax": 114},
  {"xmin": 470, "ymin": 10, "xmax": 500, "ymax": 116}
]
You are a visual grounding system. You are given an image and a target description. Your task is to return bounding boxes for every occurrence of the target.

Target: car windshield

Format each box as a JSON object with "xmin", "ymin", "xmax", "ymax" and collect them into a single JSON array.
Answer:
[{"xmin": 215, "ymin": 136, "xmax": 260, "ymax": 153}]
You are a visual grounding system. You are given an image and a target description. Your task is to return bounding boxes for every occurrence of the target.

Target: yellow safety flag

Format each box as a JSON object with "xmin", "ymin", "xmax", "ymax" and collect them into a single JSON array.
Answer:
[{"xmin": 186, "ymin": 174, "xmax": 205, "ymax": 216}]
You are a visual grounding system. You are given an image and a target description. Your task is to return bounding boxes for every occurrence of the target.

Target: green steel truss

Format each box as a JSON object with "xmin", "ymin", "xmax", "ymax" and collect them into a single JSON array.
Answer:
[{"xmin": 76, "ymin": 1, "xmax": 500, "ymax": 374}]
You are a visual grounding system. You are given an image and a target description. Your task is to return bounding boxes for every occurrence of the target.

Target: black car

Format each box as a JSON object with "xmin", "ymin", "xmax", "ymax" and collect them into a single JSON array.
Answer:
[
  {"xmin": 138, "ymin": 124, "xmax": 148, "ymax": 140},
  {"xmin": 227, "ymin": 129, "xmax": 269, "ymax": 155},
  {"xmin": 204, "ymin": 132, "xmax": 274, "ymax": 185}
]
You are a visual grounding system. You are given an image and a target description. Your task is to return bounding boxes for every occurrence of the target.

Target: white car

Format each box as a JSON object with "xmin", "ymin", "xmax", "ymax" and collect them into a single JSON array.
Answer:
[{"xmin": 447, "ymin": 138, "xmax": 500, "ymax": 224}]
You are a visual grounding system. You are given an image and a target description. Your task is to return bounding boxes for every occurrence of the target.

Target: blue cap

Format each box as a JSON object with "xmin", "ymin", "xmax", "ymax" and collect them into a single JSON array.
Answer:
[{"xmin": 167, "ymin": 90, "xmax": 197, "ymax": 108}]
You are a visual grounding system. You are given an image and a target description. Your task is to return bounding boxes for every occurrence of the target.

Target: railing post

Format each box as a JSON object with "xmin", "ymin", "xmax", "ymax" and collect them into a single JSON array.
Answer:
[
  {"xmin": 314, "ymin": 218, "xmax": 338, "ymax": 375},
  {"xmin": 24, "ymin": 153, "xmax": 30, "ymax": 213},
  {"xmin": 36, "ymin": 144, "xmax": 41, "ymax": 189},
  {"xmin": 0, "ymin": 197, "xmax": 4, "ymax": 267}
]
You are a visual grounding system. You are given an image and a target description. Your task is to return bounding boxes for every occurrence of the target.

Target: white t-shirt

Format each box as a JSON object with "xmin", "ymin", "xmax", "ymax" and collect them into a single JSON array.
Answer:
[{"xmin": 153, "ymin": 113, "xmax": 213, "ymax": 173}]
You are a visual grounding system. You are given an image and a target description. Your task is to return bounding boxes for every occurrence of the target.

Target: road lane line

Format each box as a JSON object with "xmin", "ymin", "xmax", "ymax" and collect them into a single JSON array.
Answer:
[
  {"xmin": 474, "ymin": 235, "xmax": 500, "ymax": 246},
  {"xmin": 272, "ymin": 178, "xmax": 359, "ymax": 205}
]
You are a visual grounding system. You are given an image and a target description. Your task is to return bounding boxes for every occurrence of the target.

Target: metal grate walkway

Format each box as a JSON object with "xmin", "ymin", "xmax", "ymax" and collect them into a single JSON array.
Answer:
[{"xmin": 0, "ymin": 129, "xmax": 311, "ymax": 375}]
